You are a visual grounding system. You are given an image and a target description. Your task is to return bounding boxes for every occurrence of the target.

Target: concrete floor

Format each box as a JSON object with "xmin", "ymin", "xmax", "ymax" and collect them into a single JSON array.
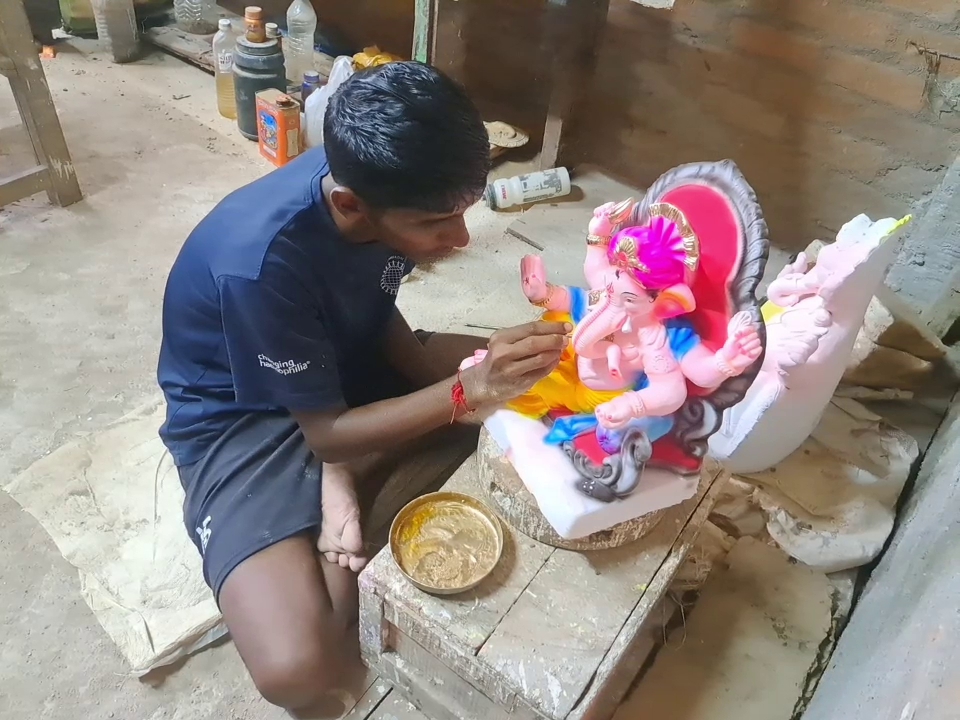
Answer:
[{"xmin": 0, "ymin": 41, "xmax": 536, "ymax": 720}]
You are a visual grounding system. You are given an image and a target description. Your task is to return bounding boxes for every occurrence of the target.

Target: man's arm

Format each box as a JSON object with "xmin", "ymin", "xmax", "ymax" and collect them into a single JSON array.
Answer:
[
  {"xmin": 383, "ymin": 308, "xmax": 487, "ymax": 388},
  {"xmin": 293, "ymin": 378, "xmax": 463, "ymax": 463},
  {"xmin": 294, "ymin": 321, "xmax": 569, "ymax": 463}
]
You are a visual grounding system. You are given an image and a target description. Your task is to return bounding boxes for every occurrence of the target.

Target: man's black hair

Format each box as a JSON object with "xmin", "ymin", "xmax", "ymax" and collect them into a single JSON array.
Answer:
[{"xmin": 324, "ymin": 61, "xmax": 491, "ymax": 214}]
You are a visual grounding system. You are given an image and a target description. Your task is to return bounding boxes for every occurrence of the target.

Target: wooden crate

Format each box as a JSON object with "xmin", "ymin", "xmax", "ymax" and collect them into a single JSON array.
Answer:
[{"xmin": 359, "ymin": 455, "xmax": 727, "ymax": 720}]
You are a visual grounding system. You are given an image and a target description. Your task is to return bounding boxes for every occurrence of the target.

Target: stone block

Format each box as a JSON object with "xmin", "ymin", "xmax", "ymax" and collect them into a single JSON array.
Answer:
[
  {"xmin": 861, "ymin": 285, "xmax": 947, "ymax": 361},
  {"xmin": 886, "ymin": 155, "xmax": 960, "ymax": 339},
  {"xmin": 803, "ymin": 237, "xmax": 827, "ymax": 261},
  {"xmin": 844, "ymin": 336, "xmax": 935, "ymax": 390}
]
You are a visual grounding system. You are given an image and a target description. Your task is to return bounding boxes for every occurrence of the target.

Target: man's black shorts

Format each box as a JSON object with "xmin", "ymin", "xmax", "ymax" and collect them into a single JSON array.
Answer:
[{"xmin": 176, "ymin": 332, "xmax": 434, "ymax": 600}]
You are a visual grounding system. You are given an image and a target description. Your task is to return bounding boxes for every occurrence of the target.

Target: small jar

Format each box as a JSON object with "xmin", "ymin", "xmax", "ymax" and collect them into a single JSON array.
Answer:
[
  {"xmin": 302, "ymin": 70, "xmax": 322, "ymax": 103},
  {"xmin": 244, "ymin": 6, "xmax": 265, "ymax": 43}
]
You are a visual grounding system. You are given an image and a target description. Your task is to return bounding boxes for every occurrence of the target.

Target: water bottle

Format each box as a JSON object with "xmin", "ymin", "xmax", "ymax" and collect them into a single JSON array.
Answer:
[
  {"xmin": 284, "ymin": 0, "xmax": 317, "ymax": 86},
  {"xmin": 212, "ymin": 19, "xmax": 237, "ymax": 119},
  {"xmin": 91, "ymin": 0, "xmax": 140, "ymax": 64},
  {"xmin": 173, "ymin": 0, "xmax": 218, "ymax": 35}
]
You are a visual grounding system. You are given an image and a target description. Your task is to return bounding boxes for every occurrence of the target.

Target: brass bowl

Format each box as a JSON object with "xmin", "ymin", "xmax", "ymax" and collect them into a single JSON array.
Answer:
[{"xmin": 390, "ymin": 492, "xmax": 504, "ymax": 595}]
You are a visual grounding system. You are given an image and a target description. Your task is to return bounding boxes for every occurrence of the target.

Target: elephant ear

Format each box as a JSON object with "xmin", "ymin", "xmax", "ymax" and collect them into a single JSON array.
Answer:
[{"xmin": 654, "ymin": 284, "xmax": 696, "ymax": 320}]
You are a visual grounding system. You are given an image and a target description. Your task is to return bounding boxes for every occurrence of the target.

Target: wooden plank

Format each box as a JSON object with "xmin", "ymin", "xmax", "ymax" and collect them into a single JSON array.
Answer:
[
  {"xmin": 364, "ymin": 455, "xmax": 554, "ymax": 655},
  {"xmin": 379, "ymin": 628, "xmax": 546, "ymax": 720},
  {"xmin": 0, "ymin": 0, "xmax": 82, "ymax": 207},
  {"xmin": 476, "ymin": 469, "xmax": 720, "ymax": 720},
  {"xmin": 359, "ymin": 576, "xmax": 386, "ymax": 666},
  {"xmin": 143, "ymin": 24, "xmax": 215, "ymax": 72},
  {"xmin": 569, "ymin": 466, "xmax": 728, "ymax": 720},
  {"xmin": 539, "ymin": 0, "xmax": 610, "ymax": 171},
  {"xmin": 383, "ymin": 602, "xmax": 527, "ymax": 711},
  {"xmin": 411, "ymin": 0, "xmax": 438, "ymax": 64},
  {"xmin": 143, "ymin": 10, "xmax": 335, "ymax": 78},
  {"xmin": 538, "ymin": 0, "xmax": 574, "ymax": 172},
  {"xmin": 344, "ymin": 680, "xmax": 392, "ymax": 720},
  {"xmin": 0, "ymin": 165, "xmax": 47, "ymax": 208},
  {"xmin": 367, "ymin": 688, "xmax": 432, "ymax": 720}
]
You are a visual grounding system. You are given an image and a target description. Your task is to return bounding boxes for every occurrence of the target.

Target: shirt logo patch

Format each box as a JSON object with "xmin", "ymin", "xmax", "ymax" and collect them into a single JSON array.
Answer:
[
  {"xmin": 258, "ymin": 354, "xmax": 311, "ymax": 375},
  {"xmin": 380, "ymin": 256, "xmax": 407, "ymax": 296}
]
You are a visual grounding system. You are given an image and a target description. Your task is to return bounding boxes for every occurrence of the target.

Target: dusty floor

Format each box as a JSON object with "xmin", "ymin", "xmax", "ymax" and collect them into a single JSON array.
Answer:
[{"xmin": 0, "ymin": 40, "xmax": 539, "ymax": 720}]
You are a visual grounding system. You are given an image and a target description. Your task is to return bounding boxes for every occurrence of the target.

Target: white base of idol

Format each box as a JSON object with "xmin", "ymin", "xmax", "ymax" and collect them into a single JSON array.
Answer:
[{"xmin": 483, "ymin": 409, "xmax": 699, "ymax": 540}]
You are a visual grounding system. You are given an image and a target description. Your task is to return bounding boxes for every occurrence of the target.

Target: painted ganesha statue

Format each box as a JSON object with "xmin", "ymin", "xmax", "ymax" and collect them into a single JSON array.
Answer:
[{"xmin": 468, "ymin": 161, "xmax": 770, "ymax": 540}]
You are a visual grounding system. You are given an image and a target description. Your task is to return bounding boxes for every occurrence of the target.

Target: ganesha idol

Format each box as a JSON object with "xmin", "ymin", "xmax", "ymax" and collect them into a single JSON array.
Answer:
[{"xmin": 463, "ymin": 161, "xmax": 770, "ymax": 538}]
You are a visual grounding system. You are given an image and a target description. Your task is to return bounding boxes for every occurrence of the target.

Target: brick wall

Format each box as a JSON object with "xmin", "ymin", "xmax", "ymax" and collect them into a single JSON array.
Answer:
[{"xmin": 574, "ymin": 0, "xmax": 960, "ymax": 251}]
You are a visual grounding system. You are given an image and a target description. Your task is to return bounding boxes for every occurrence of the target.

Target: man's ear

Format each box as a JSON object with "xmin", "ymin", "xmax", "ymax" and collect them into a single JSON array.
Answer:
[
  {"xmin": 654, "ymin": 284, "xmax": 696, "ymax": 320},
  {"xmin": 328, "ymin": 186, "xmax": 367, "ymax": 224}
]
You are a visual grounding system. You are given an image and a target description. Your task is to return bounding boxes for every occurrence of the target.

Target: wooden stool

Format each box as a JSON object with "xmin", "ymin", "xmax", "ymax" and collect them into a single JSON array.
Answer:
[
  {"xmin": 0, "ymin": 0, "xmax": 82, "ymax": 209},
  {"xmin": 359, "ymin": 454, "xmax": 727, "ymax": 720}
]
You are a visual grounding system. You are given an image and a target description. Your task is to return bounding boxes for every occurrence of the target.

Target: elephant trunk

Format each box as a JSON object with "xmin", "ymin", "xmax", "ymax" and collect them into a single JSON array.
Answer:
[{"xmin": 572, "ymin": 295, "xmax": 626, "ymax": 358}]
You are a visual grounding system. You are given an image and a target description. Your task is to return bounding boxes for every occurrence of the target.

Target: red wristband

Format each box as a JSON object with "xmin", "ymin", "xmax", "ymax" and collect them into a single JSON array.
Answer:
[{"xmin": 451, "ymin": 372, "xmax": 475, "ymax": 423}]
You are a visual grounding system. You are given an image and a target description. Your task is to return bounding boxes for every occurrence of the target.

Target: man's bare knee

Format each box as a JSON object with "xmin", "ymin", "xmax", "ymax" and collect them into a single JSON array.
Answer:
[
  {"xmin": 250, "ymin": 636, "xmax": 353, "ymax": 710},
  {"xmin": 217, "ymin": 537, "xmax": 362, "ymax": 711}
]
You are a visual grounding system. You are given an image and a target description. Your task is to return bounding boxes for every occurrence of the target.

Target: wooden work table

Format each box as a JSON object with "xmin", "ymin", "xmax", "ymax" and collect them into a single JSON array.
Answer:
[{"xmin": 358, "ymin": 453, "xmax": 727, "ymax": 720}]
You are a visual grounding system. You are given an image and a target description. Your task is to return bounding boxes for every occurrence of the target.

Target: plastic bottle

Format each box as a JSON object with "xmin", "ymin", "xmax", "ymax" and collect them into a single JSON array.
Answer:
[
  {"xmin": 485, "ymin": 168, "xmax": 572, "ymax": 210},
  {"xmin": 173, "ymin": 0, "xmax": 217, "ymax": 35},
  {"xmin": 91, "ymin": 0, "xmax": 140, "ymax": 64},
  {"xmin": 301, "ymin": 70, "xmax": 321, "ymax": 103},
  {"xmin": 233, "ymin": 33, "xmax": 286, "ymax": 140},
  {"xmin": 284, "ymin": 0, "xmax": 317, "ymax": 86},
  {"xmin": 212, "ymin": 19, "xmax": 237, "ymax": 119}
]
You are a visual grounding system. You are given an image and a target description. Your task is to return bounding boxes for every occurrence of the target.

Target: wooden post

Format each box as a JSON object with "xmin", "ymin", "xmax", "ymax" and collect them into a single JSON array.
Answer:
[
  {"xmin": 540, "ymin": 0, "xmax": 610, "ymax": 171},
  {"xmin": 412, "ymin": 0, "xmax": 438, "ymax": 64},
  {"xmin": 0, "ymin": 0, "xmax": 82, "ymax": 208}
]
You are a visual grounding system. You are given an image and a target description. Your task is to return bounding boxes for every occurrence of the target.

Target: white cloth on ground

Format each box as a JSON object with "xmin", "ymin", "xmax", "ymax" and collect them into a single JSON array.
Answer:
[{"xmin": 3, "ymin": 400, "xmax": 224, "ymax": 676}]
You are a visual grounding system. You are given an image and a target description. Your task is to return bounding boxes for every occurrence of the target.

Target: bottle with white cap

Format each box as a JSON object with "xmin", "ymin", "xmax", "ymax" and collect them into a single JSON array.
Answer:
[
  {"xmin": 485, "ymin": 167, "xmax": 572, "ymax": 210},
  {"xmin": 213, "ymin": 19, "xmax": 237, "ymax": 119}
]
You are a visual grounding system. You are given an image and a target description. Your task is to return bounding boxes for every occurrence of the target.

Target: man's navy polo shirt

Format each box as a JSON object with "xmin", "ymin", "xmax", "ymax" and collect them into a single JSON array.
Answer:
[{"xmin": 157, "ymin": 148, "xmax": 411, "ymax": 466}]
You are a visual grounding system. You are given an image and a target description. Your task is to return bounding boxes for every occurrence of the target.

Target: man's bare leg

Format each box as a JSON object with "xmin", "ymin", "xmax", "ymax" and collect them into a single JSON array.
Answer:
[
  {"xmin": 318, "ymin": 332, "xmax": 486, "ymax": 571},
  {"xmin": 220, "ymin": 422, "xmax": 479, "ymax": 714},
  {"xmin": 218, "ymin": 534, "xmax": 364, "ymax": 713}
]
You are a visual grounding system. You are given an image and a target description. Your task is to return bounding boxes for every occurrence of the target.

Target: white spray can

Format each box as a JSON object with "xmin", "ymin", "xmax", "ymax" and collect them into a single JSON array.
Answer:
[{"xmin": 485, "ymin": 167, "xmax": 572, "ymax": 210}]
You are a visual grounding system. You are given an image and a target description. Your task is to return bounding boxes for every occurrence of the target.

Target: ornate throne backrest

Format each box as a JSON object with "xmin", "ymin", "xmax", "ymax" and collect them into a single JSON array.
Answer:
[{"xmin": 619, "ymin": 160, "xmax": 770, "ymax": 465}]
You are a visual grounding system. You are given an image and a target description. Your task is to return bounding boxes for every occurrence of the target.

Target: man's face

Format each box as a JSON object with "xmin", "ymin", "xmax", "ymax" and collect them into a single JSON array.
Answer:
[{"xmin": 371, "ymin": 207, "xmax": 472, "ymax": 263}]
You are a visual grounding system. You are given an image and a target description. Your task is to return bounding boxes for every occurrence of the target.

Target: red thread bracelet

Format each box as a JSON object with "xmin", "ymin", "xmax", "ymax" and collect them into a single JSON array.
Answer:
[{"xmin": 451, "ymin": 372, "xmax": 475, "ymax": 423}]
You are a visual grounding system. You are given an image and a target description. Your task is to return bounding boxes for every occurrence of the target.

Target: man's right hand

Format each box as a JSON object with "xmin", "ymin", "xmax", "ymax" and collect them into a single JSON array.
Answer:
[{"xmin": 460, "ymin": 321, "xmax": 571, "ymax": 407}]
